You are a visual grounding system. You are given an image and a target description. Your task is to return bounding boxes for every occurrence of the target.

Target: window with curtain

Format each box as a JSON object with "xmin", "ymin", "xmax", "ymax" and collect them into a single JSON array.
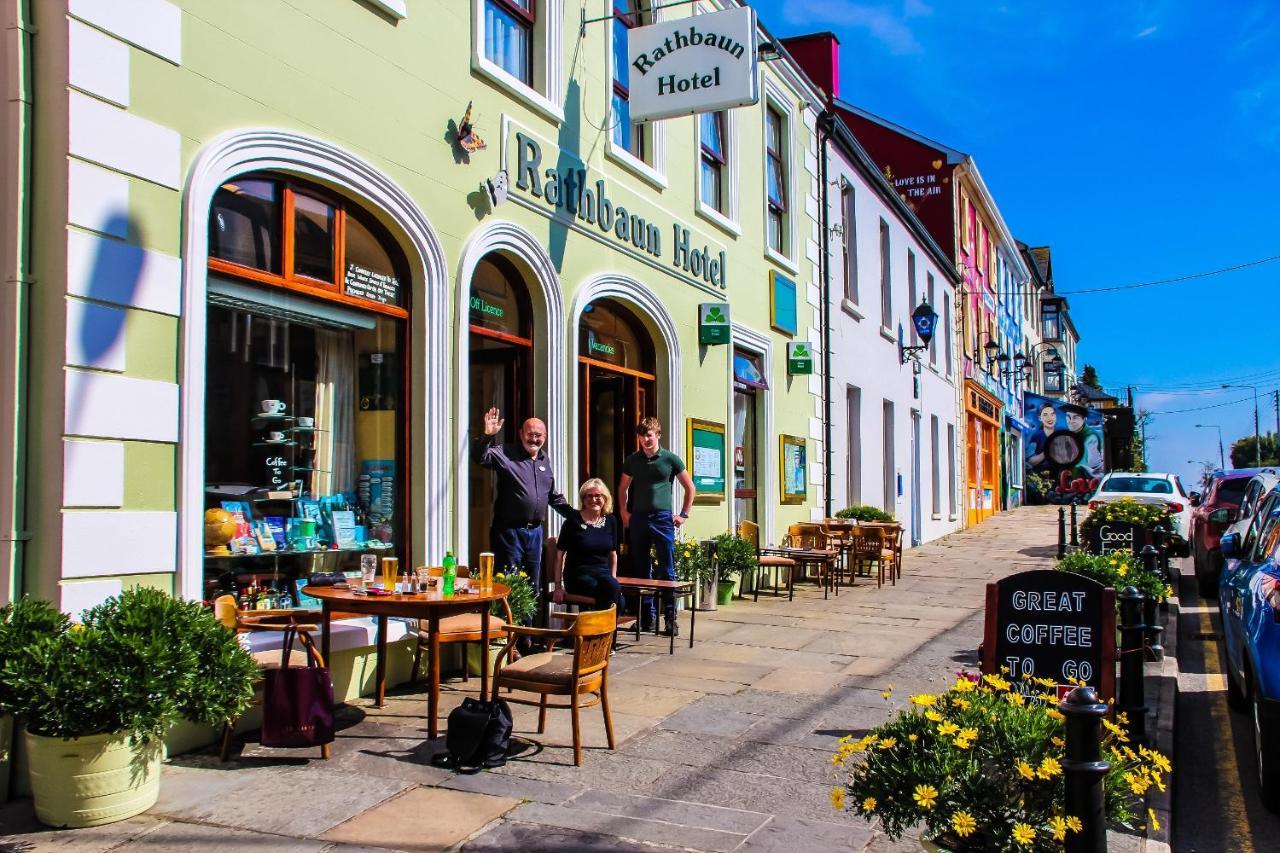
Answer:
[
  {"xmin": 930, "ymin": 415, "xmax": 941, "ymax": 516},
  {"xmin": 943, "ymin": 292, "xmax": 953, "ymax": 376},
  {"xmin": 907, "ymin": 250, "xmax": 917, "ymax": 344},
  {"xmin": 611, "ymin": 0, "xmax": 647, "ymax": 160},
  {"xmin": 484, "ymin": 0, "xmax": 534, "ymax": 84},
  {"xmin": 841, "ymin": 186, "xmax": 857, "ymax": 302},
  {"xmin": 927, "ymin": 274, "xmax": 937, "ymax": 365},
  {"xmin": 947, "ymin": 422, "xmax": 957, "ymax": 516},
  {"xmin": 879, "ymin": 219, "xmax": 891, "ymax": 329},
  {"xmin": 700, "ymin": 111, "xmax": 727, "ymax": 212},
  {"xmin": 765, "ymin": 105, "xmax": 787, "ymax": 254}
]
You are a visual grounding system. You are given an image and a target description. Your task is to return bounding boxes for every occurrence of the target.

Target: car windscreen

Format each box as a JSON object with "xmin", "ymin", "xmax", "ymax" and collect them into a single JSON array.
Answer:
[
  {"xmin": 1102, "ymin": 477, "xmax": 1172, "ymax": 494},
  {"xmin": 1214, "ymin": 478, "xmax": 1250, "ymax": 505}
]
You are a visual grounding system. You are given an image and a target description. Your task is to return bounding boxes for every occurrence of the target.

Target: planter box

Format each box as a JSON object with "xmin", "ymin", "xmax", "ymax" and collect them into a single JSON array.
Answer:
[{"xmin": 25, "ymin": 730, "xmax": 161, "ymax": 828}]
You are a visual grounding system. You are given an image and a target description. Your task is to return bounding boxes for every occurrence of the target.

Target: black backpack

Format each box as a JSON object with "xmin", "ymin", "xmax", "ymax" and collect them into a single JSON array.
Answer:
[{"xmin": 436, "ymin": 697, "xmax": 513, "ymax": 770}]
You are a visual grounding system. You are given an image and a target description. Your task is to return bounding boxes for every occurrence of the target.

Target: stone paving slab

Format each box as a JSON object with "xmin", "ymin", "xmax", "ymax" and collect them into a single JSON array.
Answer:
[
  {"xmin": 504, "ymin": 801, "xmax": 751, "ymax": 851},
  {"xmin": 319, "ymin": 787, "xmax": 518, "ymax": 851},
  {"xmin": 566, "ymin": 789, "xmax": 770, "ymax": 835},
  {"xmin": 459, "ymin": 820, "xmax": 667, "ymax": 851},
  {"xmin": 740, "ymin": 815, "xmax": 874, "ymax": 852}
]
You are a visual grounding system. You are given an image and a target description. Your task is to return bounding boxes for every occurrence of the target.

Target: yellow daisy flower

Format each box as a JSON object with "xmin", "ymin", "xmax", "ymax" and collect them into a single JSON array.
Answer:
[
  {"xmin": 1012, "ymin": 823, "xmax": 1036, "ymax": 846},
  {"xmin": 1047, "ymin": 708, "xmax": 1065, "ymax": 721},
  {"xmin": 910, "ymin": 693, "xmax": 939, "ymax": 707},
  {"xmin": 882, "ymin": 683, "xmax": 894, "ymax": 700},
  {"xmin": 959, "ymin": 727, "xmax": 979, "ymax": 741},
  {"xmin": 1051, "ymin": 736, "xmax": 1065, "ymax": 748},
  {"xmin": 953, "ymin": 736, "xmax": 973, "ymax": 750},
  {"xmin": 952, "ymin": 697, "xmax": 971, "ymax": 710},
  {"xmin": 1150, "ymin": 752, "xmax": 1172, "ymax": 773},
  {"xmin": 1148, "ymin": 809, "xmax": 1161, "ymax": 832},
  {"xmin": 878, "ymin": 737, "xmax": 898, "ymax": 749},
  {"xmin": 1049, "ymin": 816, "xmax": 1068, "ymax": 841},
  {"xmin": 1016, "ymin": 760, "xmax": 1036, "ymax": 780},
  {"xmin": 937, "ymin": 721, "xmax": 960, "ymax": 736},
  {"xmin": 1038, "ymin": 756, "xmax": 1063, "ymax": 778},
  {"xmin": 1005, "ymin": 691, "xmax": 1026, "ymax": 706},
  {"xmin": 908, "ymin": 734, "xmax": 919, "ymax": 742},
  {"xmin": 1066, "ymin": 816, "xmax": 1083, "ymax": 833},
  {"xmin": 951, "ymin": 811, "xmax": 977, "ymax": 838},
  {"xmin": 830, "ymin": 787, "xmax": 845, "ymax": 810},
  {"xmin": 952, "ymin": 678, "xmax": 976, "ymax": 693},
  {"xmin": 862, "ymin": 796, "xmax": 877, "ymax": 813},
  {"xmin": 925, "ymin": 710, "xmax": 945, "ymax": 722},
  {"xmin": 913, "ymin": 784, "xmax": 939, "ymax": 810}
]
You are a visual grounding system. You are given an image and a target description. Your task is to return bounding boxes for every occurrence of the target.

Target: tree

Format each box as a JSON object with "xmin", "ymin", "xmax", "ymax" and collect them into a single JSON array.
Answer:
[
  {"xmin": 1126, "ymin": 409, "xmax": 1153, "ymax": 473},
  {"xmin": 1080, "ymin": 364, "xmax": 1102, "ymax": 390},
  {"xmin": 1229, "ymin": 433, "xmax": 1280, "ymax": 468}
]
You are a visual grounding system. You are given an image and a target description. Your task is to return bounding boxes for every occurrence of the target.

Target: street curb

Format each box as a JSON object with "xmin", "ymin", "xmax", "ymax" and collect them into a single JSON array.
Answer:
[{"xmin": 1143, "ymin": 595, "xmax": 1177, "ymax": 853}]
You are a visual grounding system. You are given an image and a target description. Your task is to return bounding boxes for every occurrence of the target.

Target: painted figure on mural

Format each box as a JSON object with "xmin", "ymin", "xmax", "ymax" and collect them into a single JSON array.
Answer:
[
  {"xmin": 1062, "ymin": 403, "xmax": 1104, "ymax": 479},
  {"xmin": 1026, "ymin": 402, "xmax": 1058, "ymax": 473}
]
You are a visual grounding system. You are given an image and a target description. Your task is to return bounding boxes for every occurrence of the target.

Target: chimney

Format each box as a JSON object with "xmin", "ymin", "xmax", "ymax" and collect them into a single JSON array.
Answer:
[{"xmin": 779, "ymin": 32, "xmax": 840, "ymax": 103}]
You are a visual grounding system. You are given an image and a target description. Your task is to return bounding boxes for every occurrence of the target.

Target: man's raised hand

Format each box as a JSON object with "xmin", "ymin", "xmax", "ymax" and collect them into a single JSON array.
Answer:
[{"xmin": 483, "ymin": 407, "xmax": 504, "ymax": 436}]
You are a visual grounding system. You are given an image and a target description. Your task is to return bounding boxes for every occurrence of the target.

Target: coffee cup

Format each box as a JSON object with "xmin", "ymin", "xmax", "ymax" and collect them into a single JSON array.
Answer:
[
  {"xmin": 297, "ymin": 416, "xmax": 314, "ymax": 428},
  {"xmin": 268, "ymin": 430, "xmax": 286, "ymax": 442},
  {"xmin": 261, "ymin": 399, "xmax": 285, "ymax": 414}
]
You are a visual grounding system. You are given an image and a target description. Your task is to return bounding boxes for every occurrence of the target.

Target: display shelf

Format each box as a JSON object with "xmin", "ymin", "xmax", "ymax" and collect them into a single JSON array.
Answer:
[
  {"xmin": 251, "ymin": 414, "xmax": 296, "ymax": 427},
  {"xmin": 288, "ymin": 426, "xmax": 325, "ymax": 434},
  {"xmin": 291, "ymin": 467, "xmax": 330, "ymax": 473},
  {"xmin": 204, "ymin": 544, "xmax": 392, "ymax": 560},
  {"xmin": 252, "ymin": 440, "xmax": 297, "ymax": 448}
]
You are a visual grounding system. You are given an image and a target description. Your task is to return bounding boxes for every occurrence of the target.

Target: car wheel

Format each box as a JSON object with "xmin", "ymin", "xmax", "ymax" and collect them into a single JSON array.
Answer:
[
  {"xmin": 1255, "ymin": 688, "xmax": 1280, "ymax": 811},
  {"xmin": 1227, "ymin": 656, "xmax": 1248, "ymax": 711}
]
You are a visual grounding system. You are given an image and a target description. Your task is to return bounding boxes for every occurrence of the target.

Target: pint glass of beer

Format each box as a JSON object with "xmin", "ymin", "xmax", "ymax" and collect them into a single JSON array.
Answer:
[{"xmin": 479, "ymin": 552, "xmax": 495, "ymax": 591}]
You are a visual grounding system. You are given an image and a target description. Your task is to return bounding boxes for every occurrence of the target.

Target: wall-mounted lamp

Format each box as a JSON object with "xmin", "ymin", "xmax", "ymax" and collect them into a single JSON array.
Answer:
[{"xmin": 898, "ymin": 299, "xmax": 938, "ymax": 368}]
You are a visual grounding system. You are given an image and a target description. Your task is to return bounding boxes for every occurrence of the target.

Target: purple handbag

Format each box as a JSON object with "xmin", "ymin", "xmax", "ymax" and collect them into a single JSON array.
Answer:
[{"xmin": 260, "ymin": 626, "xmax": 335, "ymax": 749}]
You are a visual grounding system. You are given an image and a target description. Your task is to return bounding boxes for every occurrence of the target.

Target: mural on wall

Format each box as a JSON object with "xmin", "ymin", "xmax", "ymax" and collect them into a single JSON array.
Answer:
[{"xmin": 1023, "ymin": 392, "xmax": 1105, "ymax": 504}]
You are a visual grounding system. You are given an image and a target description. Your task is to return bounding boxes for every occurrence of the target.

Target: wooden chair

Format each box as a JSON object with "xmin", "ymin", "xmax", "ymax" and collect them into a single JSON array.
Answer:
[
  {"xmin": 782, "ymin": 523, "xmax": 841, "ymax": 598},
  {"xmin": 738, "ymin": 520, "xmax": 797, "ymax": 602},
  {"xmin": 490, "ymin": 605, "xmax": 618, "ymax": 766},
  {"xmin": 847, "ymin": 526, "xmax": 895, "ymax": 588},
  {"xmin": 821, "ymin": 521, "xmax": 857, "ymax": 588},
  {"xmin": 861, "ymin": 522, "xmax": 903, "ymax": 581},
  {"xmin": 212, "ymin": 594, "xmax": 330, "ymax": 761},
  {"xmin": 410, "ymin": 565, "xmax": 514, "ymax": 685}
]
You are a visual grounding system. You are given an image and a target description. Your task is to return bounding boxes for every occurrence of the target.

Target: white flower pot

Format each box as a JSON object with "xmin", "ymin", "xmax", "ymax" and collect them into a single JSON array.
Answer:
[{"xmin": 25, "ymin": 730, "xmax": 161, "ymax": 828}]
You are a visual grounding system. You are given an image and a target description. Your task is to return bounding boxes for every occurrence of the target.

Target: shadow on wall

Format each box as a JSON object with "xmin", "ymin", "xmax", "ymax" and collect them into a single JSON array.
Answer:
[
  {"xmin": 547, "ymin": 78, "xmax": 585, "ymax": 274},
  {"xmin": 66, "ymin": 214, "xmax": 146, "ymax": 437}
]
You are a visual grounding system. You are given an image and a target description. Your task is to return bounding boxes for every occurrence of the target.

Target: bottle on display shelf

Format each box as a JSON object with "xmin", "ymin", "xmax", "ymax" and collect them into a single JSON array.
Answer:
[
  {"xmin": 442, "ymin": 550, "xmax": 456, "ymax": 597},
  {"xmin": 245, "ymin": 576, "xmax": 259, "ymax": 610}
]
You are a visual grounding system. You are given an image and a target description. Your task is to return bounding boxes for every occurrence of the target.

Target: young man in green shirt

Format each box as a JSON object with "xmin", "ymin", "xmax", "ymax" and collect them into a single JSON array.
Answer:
[{"xmin": 618, "ymin": 417, "xmax": 696, "ymax": 635}]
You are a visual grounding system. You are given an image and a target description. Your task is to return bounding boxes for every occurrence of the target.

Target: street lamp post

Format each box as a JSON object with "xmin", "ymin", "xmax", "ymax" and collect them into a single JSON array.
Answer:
[
  {"xmin": 1222, "ymin": 384, "xmax": 1261, "ymax": 467},
  {"xmin": 1194, "ymin": 424, "xmax": 1225, "ymax": 469}
]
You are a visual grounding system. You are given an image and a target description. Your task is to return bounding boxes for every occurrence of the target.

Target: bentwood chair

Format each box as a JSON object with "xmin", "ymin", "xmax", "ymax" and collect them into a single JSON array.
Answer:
[
  {"xmin": 782, "ymin": 523, "xmax": 841, "ymax": 597},
  {"xmin": 738, "ymin": 520, "xmax": 797, "ymax": 602},
  {"xmin": 490, "ymin": 605, "xmax": 618, "ymax": 766},
  {"xmin": 410, "ymin": 565, "xmax": 514, "ymax": 685},
  {"xmin": 861, "ymin": 522, "xmax": 904, "ymax": 581},
  {"xmin": 212, "ymin": 594, "xmax": 330, "ymax": 761}
]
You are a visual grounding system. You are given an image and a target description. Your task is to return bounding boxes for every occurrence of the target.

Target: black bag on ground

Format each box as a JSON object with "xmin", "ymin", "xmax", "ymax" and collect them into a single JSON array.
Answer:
[{"xmin": 439, "ymin": 697, "xmax": 513, "ymax": 769}]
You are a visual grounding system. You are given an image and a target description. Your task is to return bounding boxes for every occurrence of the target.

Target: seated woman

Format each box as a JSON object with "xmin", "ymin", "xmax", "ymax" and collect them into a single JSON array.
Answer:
[{"xmin": 552, "ymin": 478, "xmax": 622, "ymax": 613}]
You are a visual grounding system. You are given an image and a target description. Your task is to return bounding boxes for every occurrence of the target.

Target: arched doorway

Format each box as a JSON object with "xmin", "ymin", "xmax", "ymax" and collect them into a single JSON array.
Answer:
[
  {"xmin": 577, "ymin": 299, "xmax": 656, "ymax": 496},
  {"xmin": 467, "ymin": 254, "xmax": 535, "ymax": 560},
  {"xmin": 200, "ymin": 172, "xmax": 411, "ymax": 603}
]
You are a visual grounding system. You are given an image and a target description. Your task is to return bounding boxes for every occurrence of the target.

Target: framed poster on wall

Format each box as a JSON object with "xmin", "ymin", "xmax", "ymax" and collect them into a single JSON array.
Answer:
[
  {"xmin": 687, "ymin": 418, "xmax": 726, "ymax": 503},
  {"xmin": 780, "ymin": 434, "xmax": 807, "ymax": 505},
  {"xmin": 769, "ymin": 270, "xmax": 797, "ymax": 336}
]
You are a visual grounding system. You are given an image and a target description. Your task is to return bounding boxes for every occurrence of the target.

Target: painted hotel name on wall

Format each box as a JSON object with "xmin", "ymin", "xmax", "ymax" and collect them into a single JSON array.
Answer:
[{"xmin": 514, "ymin": 132, "xmax": 727, "ymax": 289}]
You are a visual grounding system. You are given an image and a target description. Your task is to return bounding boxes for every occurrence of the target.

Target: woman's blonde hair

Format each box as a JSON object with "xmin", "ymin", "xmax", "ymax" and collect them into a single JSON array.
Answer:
[{"xmin": 579, "ymin": 478, "xmax": 614, "ymax": 513}]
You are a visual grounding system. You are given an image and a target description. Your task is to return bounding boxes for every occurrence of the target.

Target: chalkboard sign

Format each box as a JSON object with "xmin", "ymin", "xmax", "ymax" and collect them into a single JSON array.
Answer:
[
  {"xmin": 982, "ymin": 570, "xmax": 1115, "ymax": 703},
  {"xmin": 1086, "ymin": 521, "xmax": 1149, "ymax": 557},
  {"xmin": 345, "ymin": 263, "xmax": 401, "ymax": 306}
]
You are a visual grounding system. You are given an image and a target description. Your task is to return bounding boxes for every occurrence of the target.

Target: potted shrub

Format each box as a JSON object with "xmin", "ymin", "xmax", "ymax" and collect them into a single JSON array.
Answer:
[
  {"xmin": 0, "ymin": 598, "xmax": 69, "ymax": 803},
  {"xmin": 712, "ymin": 532, "xmax": 758, "ymax": 605},
  {"xmin": 835, "ymin": 504, "xmax": 896, "ymax": 523},
  {"xmin": 832, "ymin": 672, "xmax": 1169, "ymax": 850},
  {"xmin": 675, "ymin": 537, "xmax": 718, "ymax": 610},
  {"xmin": 1055, "ymin": 551, "xmax": 1171, "ymax": 606},
  {"xmin": 5, "ymin": 587, "xmax": 257, "ymax": 827},
  {"xmin": 1079, "ymin": 498, "xmax": 1174, "ymax": 552}
]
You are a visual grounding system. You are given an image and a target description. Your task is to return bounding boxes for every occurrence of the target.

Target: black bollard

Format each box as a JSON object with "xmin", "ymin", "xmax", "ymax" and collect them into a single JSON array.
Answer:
[
  {"xmin": 1143, "ymin": 596, "xmax": 1164, "ymax": 662},
  {"xmin": 1059, "ymin": 685, "xmax": 1111, "ymax": 853},
  {"xmin": 1070, "ymin": 502, "xmax": 1080, "ymax": 547},
  {"xmin": 1139, "ymin": 545, "xmax": 1158, "ymax": 576},
  {"xmin": 1058, "ymin": 507, "xmax": 1067, "ymax": 559},
  {"xmin": 1118, "ymin": 586, "xmax": 1148, "ymax": 745}
]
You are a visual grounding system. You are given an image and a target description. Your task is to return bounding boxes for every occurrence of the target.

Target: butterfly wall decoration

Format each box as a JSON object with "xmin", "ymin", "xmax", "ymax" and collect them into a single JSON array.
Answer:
[{"xmin": 457, "ymin": 101, "xmax": 487, "ymax": 154}]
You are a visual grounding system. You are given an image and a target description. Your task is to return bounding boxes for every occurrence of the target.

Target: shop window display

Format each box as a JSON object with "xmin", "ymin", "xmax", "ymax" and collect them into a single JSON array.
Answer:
[{"xmin": 203, "ymin": 175, "xmax": 409, "ymax": 607}]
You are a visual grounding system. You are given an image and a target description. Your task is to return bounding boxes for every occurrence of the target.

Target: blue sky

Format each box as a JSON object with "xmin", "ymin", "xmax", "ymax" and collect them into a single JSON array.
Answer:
[{"xmin": 750, "ymin": 0, "xmax": 1280, "ymax": 486}]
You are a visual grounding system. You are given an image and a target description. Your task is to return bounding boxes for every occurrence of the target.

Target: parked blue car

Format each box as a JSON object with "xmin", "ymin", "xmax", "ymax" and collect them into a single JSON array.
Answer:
[{"xmin": 1219, "ymin": 488, "xmax": 1280, "ymax": 810}]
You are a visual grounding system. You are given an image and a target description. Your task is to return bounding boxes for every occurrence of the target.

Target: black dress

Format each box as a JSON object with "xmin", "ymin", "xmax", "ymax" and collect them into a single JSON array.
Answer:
[{"xmin": 557, "ymin": 511, "xmax": 622, "ymax": 612}]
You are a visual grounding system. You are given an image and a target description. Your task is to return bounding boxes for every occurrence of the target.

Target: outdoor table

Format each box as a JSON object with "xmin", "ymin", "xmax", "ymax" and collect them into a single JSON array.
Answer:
[
  {"xmin": 616, "ymin": 576, "xmax": 695, "ymax": 654},
  {"xmin": 301, "ymin": 582, "xmax": 510, "ymax": 740}
]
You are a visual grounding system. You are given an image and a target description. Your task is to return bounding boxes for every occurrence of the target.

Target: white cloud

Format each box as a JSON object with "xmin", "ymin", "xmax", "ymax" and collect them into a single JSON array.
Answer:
[
  {"xmin": 1136, "ymin": 25, "xmax": 1158, "ymax": 38},
  {"xmin": 781, "ymin": 0, "xmax": 924, "ymax": 55}
]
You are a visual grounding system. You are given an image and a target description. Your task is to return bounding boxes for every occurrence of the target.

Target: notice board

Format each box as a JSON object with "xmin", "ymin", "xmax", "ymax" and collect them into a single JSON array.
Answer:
[{"xmin": 687, "ymin": 418, "xmax": 725, "ymax": 503}]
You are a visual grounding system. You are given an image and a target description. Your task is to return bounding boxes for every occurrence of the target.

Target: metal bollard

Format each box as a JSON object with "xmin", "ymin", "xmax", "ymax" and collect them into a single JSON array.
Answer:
[
  {"xmin": 1060, "ymin": 685, "xmax": 1111, "ymax": 853},
  {"xmin": 1070, "ymin": 502, "xmax": 1080, "ymax": 547},
  {"xmin": 1058, "ymin": 507, "xmax": 1067, "ymax": 559},
  {"xmin": 1143, "ymin": 596, "xmax": 1164, "ymax": 662},
  {"xmin": 1118, "ymin": 586, "xmax": 1148, "ymax": 745},
  {"xmin": 1139, "ymin": 544, "xmax": 1158, "ymax": 576}
]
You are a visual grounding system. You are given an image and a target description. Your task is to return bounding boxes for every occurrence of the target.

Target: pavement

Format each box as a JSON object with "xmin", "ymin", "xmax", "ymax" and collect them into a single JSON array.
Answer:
[{"xmin": 1, "ymin": 507, "xmax": 1073, "ymax": 852}]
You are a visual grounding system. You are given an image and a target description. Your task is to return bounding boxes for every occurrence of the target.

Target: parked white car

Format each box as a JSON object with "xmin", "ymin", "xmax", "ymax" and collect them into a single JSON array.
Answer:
[{"xmin": 1087, "ymin": 472, "xmax": 1192, "ymax": 553}]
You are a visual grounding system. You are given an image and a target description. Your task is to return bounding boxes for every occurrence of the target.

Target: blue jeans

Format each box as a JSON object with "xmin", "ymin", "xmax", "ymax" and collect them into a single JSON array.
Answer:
[
  {"xmin": 628, "ymin": 510, "xmax": 676, "ymax": 623},
  {"xmin": 491, "ymin": 526, "xmax": 544, "ymax": 622}
]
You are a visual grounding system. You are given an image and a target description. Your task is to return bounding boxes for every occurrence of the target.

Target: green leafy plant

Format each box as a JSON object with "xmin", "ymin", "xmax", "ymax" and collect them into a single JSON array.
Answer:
[
  {"xmin": 1078, "ymin": 498, "xmax": 1171, "ymax": 545},
  {"xmin": 711, "ymin": 532, "xmax": 757, "ymax": 580},
  {"xmin": 675, "ymin": 537, "xmax": 716, "ymax": 585},
  {"xmin": 0, "ymin": 597, "xmax": 70, "ymax": 716},
  {"xmin": 495, "ymin": 571, "xmax": 537, "ymax": 625},
  {"xmin": 4, "ymin": 587, "xmax": 257, "ymax": 744},
  {"xmin": 1055, "ymin": 551, "xmax": 1171, "ymax": 603},
  {"xmin": 833, "ymin": 673, "xmax": 1170, "ymax": 850},
  {"xmin": 836, "ymin": 504, "xmax": 895, "ymax": 522}
]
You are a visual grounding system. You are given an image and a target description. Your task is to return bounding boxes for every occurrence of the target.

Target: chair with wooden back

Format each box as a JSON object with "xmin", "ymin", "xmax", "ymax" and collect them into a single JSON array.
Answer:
[
  {"xmin": 491, "ymin": 605, "xmax": 618, "ymax": 766},
  {"xmin": 846, "ymin": 526, "xmax": 893, "ymax": 588},
  {"xmin": 410, "ymin": 565, "xmax": 514, "ymax": 685},
  {"xmin": 738, "ymin": 520, "xmax": 797, "ymax": 602},
  {"xmin": 820, "ymin": 520, "xmax": 857, "ymax": 587},
  {"xmin": 861, "ymin": 521, "xmax": 903, "ymax": 582},
  {"xmin": 782, "ymin": 523, "xmax": 841, "ymax": 597},
  {"xmin": 212, "ymin": 594, "xmax": 329, "ymax": 761}
]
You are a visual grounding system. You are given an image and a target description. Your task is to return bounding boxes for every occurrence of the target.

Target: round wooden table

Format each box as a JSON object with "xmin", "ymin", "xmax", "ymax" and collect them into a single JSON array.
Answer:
[{"xmin": 301, "ymin": 583, "xmax": 510, "ymax": 739}]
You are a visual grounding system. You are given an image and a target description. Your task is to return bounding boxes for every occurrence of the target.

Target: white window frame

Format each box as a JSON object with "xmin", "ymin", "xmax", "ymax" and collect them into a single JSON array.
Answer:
[
  {"xmin": 760, "ymin": 80, "xmax": 797, "ymax": 271},
  {"xmin": 878, "ymin": 218, "xmax": 892, "ymax": 335},
  {"xmin": 841, "ymin": 182, "xmax": 859, "ymax": 309},
  {"xmin": 694, "ymin": 108, "xmax": 741, "ymax": 236},
  {"xmin": 930, "ymin": 414, "xmax": 941, "ymax": 518},
  {"xmin": 472, "ymin": 0, "xmax": 566, "ymax": 123},
  {"xmin": 604, "ymin": 0, "xmax": 667, "ymax": 189},
  {"xmin": 926, "ymin": 272, "xmax": 937, "ymax": 367}
]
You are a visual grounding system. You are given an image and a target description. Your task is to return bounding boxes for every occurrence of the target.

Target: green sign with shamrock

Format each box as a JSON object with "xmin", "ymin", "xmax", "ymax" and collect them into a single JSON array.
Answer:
[
  {"xmin": 699, "ymin": 302, "xmax": 731, "ymax": 345},
  {"xmin": 787, "ymin": 341, "xmax": 814, "ymax": 375}
]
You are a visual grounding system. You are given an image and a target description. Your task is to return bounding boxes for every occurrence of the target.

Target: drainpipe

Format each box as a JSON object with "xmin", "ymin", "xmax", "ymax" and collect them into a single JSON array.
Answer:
[
  {"xmin": 0, "ymin": 0, "xmax": 34, "ymax": 604},
  {"xmin": 818, "ymin": 109, "xmax": 834, "ymax": 518}
]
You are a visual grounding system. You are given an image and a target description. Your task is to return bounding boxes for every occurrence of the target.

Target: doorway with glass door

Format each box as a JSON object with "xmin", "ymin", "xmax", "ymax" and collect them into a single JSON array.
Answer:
[{"xmin": 733, "ymin": 350, "xmax": 768, "ymax": 529}]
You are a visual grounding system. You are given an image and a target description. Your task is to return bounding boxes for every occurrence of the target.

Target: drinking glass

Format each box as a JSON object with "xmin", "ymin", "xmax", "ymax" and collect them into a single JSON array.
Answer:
[
  {"xmin": 415, "ymin": 567, "xmax": 430, "ymax": 593},
  {"xmin": 360, "ymin": 554, "xmax": 378, "ymax": 588},
  {"xmin": 479, "ymin": 552, "xmax": 495, "ymax": 591},
  {"xmin": 381, "ymin": 556, "xmax": 399, "ymax": 590}
]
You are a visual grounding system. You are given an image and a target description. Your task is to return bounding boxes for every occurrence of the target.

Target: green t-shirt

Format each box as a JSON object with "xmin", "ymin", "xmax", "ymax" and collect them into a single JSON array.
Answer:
[{"xmin": 623, "ymin": 449, "xmax": 686, "ymax": 514}]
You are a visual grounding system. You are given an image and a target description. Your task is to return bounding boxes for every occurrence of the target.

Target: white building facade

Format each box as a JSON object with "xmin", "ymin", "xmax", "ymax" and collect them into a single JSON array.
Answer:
[{"xmin": 824, "ymin": 121, "xmax": 963, "ymax": 546}]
